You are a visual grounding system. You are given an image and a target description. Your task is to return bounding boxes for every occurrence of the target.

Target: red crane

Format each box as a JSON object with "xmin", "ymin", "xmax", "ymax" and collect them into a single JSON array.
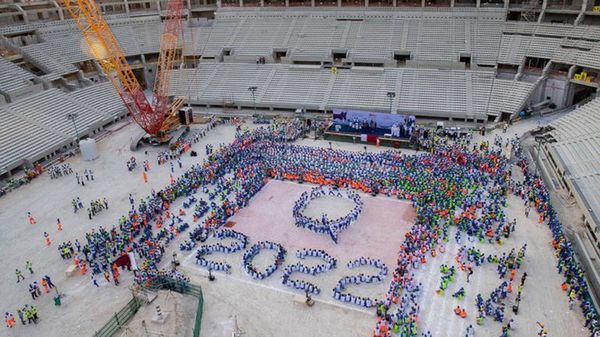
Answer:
[{"xmin": 62, "ymin": 0, "xmax": 185, "ymax": 136}]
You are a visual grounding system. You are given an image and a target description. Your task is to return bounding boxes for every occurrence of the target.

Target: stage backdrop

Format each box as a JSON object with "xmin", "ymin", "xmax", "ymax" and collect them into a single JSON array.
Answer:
[{"xmin": 332, "ymin": 109, "xmax": 414, "ymax": 129}]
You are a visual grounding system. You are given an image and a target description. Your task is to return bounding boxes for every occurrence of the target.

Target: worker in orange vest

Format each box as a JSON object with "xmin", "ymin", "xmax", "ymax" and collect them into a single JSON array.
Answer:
[
  {"xmin": 112, "ymin": 270, "xmax": 120, "ymax": 286},
  {"xmin": 454, "ymin": 306, "xmax": 462, "ymax": 315},
  {"xmin": 454, "ymin": 306, "xmax": 468, "ymax": 318},
  {"xmin": 4, "ymin": 312, "xmax": 15, "ymax": 328},
  {"xmin": 56, "ymin": 218, "xmax": 63, "ymax": 231},
  {"xmin": 40, "ymin": 278, "xmax": 49, "ymax": 294},
  {"xmin": 27, "ymin": 212, "xmax": 37, "ymax": 225}
]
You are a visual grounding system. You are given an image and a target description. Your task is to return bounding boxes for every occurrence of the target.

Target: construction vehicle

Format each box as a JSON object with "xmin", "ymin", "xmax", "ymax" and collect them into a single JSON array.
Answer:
[{"xmin": 62, "ymin": 0, "xmax": 187, "ymax": 148}]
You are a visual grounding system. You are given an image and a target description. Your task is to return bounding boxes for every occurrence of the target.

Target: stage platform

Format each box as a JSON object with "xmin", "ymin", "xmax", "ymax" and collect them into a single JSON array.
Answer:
[{"xmin": 324, "ymin": 125, "xmax": 412, "ymax": 149}]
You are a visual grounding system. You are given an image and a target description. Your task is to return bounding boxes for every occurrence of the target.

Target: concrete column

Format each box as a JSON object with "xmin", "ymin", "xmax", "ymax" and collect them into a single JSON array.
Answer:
[
  {"xmin": 312, "ymin": 0, "xmax": 315, "ymax": 7},
  {"xmin": 393, "ymin": 0, "xmax": 397, "ymax": 6},
  {"xmin": 93, "ymin": 60, "xmax": 106, "ymax": 78},
  {"xmin": 285, "ymin": 0, "xmax": 289, "ymax": 6},
  {"xmin": 124, "ymin": 0, "xmax": 130, "ymax": 14},
  {"xmin": 450, "ymin": 0, "xmax": 454, "ymax": 7},
  {"xmin": 261, "ymin": 0, "xmax": 264, "ymax": 6},
  {"xmin": 11, "ymin": 4, "xmax": 28, "ymax": 24},
  {"xmin": 51, "ymin": 1, "xmax": 64, "ymax": 20},
  {"xmin": 476, "ymin": 0, "xmax": 481, "ymax": 8},
  {"xmin": 240, "ymin": 0, "xmax": 244, "ymax": 6},
  {"xmin": 575, "ymin": 0, "xmax": 588, "ymax": 25},
  {"xmin": 156, "ymin": 0, "xmax": 161, "ymax": 11},
  {"xmin": 567, "ymin": 64, "xmax": 577, "ymax": 79},
  {"xmin": 365, "ymin": 0, "xmax": 369, "ymax": 6},
  {"xmin": 421, "ymin": 0, "xmax": 425, "ymax": 8},
  {"xmin": 338, "ymin": 0, "xmax": 342, "ymax": 7},
  {"xmin": 538, "ymin": 0, "xmax": 548, "ymax": 23},
  {"xmin": 541, "ymin": 60, "xmax": 553, "ymax": 77}
]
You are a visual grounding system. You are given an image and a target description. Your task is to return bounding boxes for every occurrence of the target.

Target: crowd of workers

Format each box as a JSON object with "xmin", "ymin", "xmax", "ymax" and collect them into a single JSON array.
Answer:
[
  {"xmin": 292, "ymin": 186, "xmax": 363, "ymax": 243},
  {"xmin": 4, "ymin": 117, "xmax": 591, "ymax": 337}
]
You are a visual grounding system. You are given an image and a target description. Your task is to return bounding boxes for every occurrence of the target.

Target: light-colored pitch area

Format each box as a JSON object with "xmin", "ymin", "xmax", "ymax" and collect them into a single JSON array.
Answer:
[
  {"xmin": 177, "ymin": 179, "xmax": 415, "ymax": 337},
  {"xmin": 226, "ymin": 179, "xmax": 415, "ymax": 268}
]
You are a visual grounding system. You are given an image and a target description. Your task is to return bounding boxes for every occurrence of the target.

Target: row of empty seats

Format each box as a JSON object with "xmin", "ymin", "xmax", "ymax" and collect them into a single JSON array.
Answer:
[
  {"xmin": 499, "ymin": 21, "xmax": 600, "ymax": 69},
  {"xmin": 0, "ymin": 57, "xmax": 41, "ymax": 103},
  {"xmin": 327, "ymin": 68, "xmax": 397, "ymax": 112},
  {"xmin": 398, "ymin": 69, "xmax": 468, "ymax": 117},
  {"xmin": 554, "ymin": 43, "xmax": 600, "ymax": 70},
  {"xmin": 498, "ymin": 34, "xmax": 563, "ymax": 65},
  {"xmin": 68, "ymin": 82, "xmax": 127, "ymax": 120},
  {"xmin": 263, "ymin": 66, "xmax": 332, "ymax": 109},
  {"xmin": 18, "ymin": 17, "xmax": 164, "ymax": 75},
  {"xmin": 171, "ymin": 63, "xmax": 531, "ymax": 120},
  {"xmin": 546, "ymin": 98, "xmax": 600, "ymax": 225},
  {"xmin": 0, "ymin": 83, "xmax": 126, "ymax": 173},
  {"xmin": 504, "ymin": 21, "xmax": 600, "ymax": 40},
  {"xmin": 486, "ymin": 78, "xmax": 534, "ymax": 117},
  {"xmin": 549, "ymin": 98, "xmax": 600, "ymax": 142},
  {"xmin": 7, "ymin": 88, "xmax": 106, "ymax": 138},
  {"xmin": 20, "ymin": 36, "xmax": 84, "ymax": 74},
  {"xmin": 6, "ymin": 11, "xmax": 508, "ymax": 69},
  {"xmin": 6, "ymin": 11, "xmax": 600, "ymax": 73},
  {"xmin": 550, "ymin": 135, "xmax": 600, "ymax": 226},
  {"xmin": 0, "ymin": 106, "xmax": 66, "ymax": 173}
]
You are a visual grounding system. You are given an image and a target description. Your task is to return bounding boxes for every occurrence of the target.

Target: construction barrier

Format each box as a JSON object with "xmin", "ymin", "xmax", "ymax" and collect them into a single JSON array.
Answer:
[
  {"xmin": 93, "ymin": 297, "xmax": 141, "ymax": 337},
  {"xmin": 143, "ymin": 277, "xmax": 204, "ymax": 337}
]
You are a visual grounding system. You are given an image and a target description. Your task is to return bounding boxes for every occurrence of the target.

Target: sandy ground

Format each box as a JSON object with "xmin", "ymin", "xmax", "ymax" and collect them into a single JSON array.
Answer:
[
  {"xmin": 115, "ymin": 290, "xmax": 197, "ymax": 337},
  {"xmin": 0, "ymin": 112, "xmax": 589, "ymax": 337}
]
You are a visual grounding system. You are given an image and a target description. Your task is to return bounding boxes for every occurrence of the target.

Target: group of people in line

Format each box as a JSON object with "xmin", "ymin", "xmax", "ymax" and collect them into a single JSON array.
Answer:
[
  {"xmin": 281, "ymin": 249, "xmax": 337, "ymax": 295},
  {"xmin": 292, "ymin": 186, "xmax": 363, "ymax": 243},
  {"xmin": 155, "ymin": 118, "xmax": 216, "ymax": 166},
  {"xmin": 48, "ymin": 163, "xmax": 73, "ymax": 179},
  {"xmin": 333, "ymin": 258, "xmax": 388, "ymax": 308},
  {"xmin": 87, "ymin": 198, "xmax": 109, "ymax": 220},
  {"xmin": 242, "ymin": 241, "xmax": 286, "ymax": 280},
  {"xmin": 195, "ymin": 229, "xmax": 248, "ymax": 273},
  {"xmin": 126, "ymin": 156, "xmax": 137, "ymax": 171},
  {"xmin": 74, "ymin": 169, "xmax": 94, "ymax": 186}
]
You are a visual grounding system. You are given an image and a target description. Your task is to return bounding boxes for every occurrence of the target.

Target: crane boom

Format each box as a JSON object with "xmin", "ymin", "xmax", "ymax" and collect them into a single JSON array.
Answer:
[
  {"xmin": 152, "ymin": 0, "xmax": 184, "ymax": 116},
  {"xmin": 62, "ymin": 0, "xmax": 185, "ymax": 136}
]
